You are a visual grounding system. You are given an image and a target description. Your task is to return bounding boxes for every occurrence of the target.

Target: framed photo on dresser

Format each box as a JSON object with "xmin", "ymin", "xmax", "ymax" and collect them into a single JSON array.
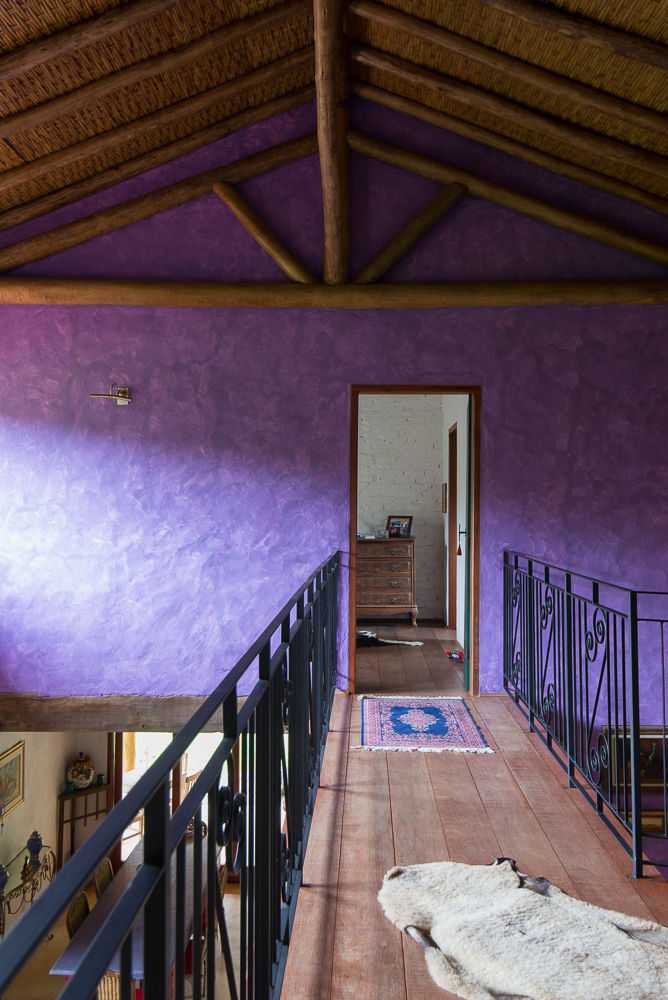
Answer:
[{"xmin": 386, "ymin": 515, "xmax": 412, "ymax": 538}]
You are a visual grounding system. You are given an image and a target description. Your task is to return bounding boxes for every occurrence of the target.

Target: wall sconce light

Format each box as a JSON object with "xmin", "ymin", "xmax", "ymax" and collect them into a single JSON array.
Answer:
[
  {"xmin": 456, "ymin": 524, "xmax": 467, "ymax": 556},
  {"xmin": 90, "ymin": 382, "xmax": 132, "ymax": 405}
]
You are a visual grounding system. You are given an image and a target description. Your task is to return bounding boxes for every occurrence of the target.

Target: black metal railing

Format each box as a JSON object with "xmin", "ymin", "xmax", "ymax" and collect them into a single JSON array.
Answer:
[
  {"xmin": 0, "ymin": 551, "xmax": 339, "ymax": 999},
  {"xmin": 504, "ymin": 550, "xmax": 668, "ymax": 878}
]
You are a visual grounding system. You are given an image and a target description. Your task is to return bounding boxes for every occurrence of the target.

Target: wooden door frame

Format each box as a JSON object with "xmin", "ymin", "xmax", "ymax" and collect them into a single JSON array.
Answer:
[
  {"xmin": 447, "ymin": 422, "xmax": 458, "ymax": 629},
  {"xmin": 348, "ymin": 385, "xmax": 481, "ymax": 695}
]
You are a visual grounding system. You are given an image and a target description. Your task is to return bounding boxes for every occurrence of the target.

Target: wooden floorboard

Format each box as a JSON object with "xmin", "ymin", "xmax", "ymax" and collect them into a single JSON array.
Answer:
[
  {"xmin": 282, "ymin": 693, "xmax": 350, "ymax": 1000},
  {"xmin": 330, "ymin": 741, "xmax": 404, "ymax": 999},
  {"xmin": 281, "ymin": 626, "xmax": 668, "ymax": 1000}
]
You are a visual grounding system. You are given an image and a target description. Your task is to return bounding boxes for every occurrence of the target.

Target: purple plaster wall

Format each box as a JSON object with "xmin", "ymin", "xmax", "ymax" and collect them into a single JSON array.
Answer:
[{"xmin": 0, "ymin": 99, "xmax": 667, "ymax": 697}]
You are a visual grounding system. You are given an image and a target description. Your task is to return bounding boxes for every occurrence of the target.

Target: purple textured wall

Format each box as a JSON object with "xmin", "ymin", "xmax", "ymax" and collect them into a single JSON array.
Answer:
[{"xmin": 0, "ymin": 99, "xmax": 667, "ymax": 696}]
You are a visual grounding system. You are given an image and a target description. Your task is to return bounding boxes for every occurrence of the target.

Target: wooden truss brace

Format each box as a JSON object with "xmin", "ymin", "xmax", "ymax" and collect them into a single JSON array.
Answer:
[{"xmin": 213, "ymin": 181, "xmax": 318, "ymax": 284}]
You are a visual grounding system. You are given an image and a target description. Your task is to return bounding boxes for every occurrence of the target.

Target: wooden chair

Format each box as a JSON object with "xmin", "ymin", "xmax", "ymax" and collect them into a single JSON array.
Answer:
[
  {"xmin": 65, "ymin": 892, "xmax": 90, "ymax": 939},
  {"xmin": 183, "ymin": 770, "xmax": 202, "ymax": 797},
  {"xmin": 94, "ymin": 857, "xmax": 114, "ymax": 899},
  {"xmin": 64, "ymin": 889, "xmax": 140, "ymax": 999}
]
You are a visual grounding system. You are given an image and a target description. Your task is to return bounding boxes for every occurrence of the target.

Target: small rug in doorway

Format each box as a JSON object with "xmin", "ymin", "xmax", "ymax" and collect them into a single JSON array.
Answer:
[{"xmin": 356, "ymin": 696, "xmax": 492, "ymax": 753}]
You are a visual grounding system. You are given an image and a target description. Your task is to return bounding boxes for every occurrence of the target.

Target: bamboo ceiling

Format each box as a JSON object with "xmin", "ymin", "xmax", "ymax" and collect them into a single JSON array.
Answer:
[{"xmin": 0, "ymin": 0, "xmax": 666, "ymax": 289}]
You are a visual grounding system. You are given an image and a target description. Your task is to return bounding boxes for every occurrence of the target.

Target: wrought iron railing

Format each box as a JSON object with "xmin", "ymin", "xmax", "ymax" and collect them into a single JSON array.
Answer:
[
  {"xmin": 504, "ymin": 550, "xmax": 668, "ymax": 878},
  {"xmin": 0, "ymin": 551, "xmax": 339, "ymax": 999}
]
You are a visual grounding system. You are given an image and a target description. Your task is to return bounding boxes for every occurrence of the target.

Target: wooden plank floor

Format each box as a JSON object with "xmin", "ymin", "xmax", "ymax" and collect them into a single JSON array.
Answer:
[{"xmin": 282, "ymin": 624, "xmax": 668, "ymax": 999}]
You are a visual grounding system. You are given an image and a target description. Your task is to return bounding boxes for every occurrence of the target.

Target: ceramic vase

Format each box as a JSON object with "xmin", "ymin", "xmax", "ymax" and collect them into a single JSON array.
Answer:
[
  {"xmin": 66, "ymin": 751, "xmax": 95, "ymax": 789},
  {"xmin": 27, "ymin": 829, "xmax": 42, "ymax": 873}
]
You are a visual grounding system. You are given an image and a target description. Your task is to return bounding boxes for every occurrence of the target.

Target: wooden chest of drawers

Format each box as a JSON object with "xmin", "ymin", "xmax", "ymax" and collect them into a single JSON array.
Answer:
[{"xmin": 356, "ymin": 538, "xmax": 418, "ymax": 626}]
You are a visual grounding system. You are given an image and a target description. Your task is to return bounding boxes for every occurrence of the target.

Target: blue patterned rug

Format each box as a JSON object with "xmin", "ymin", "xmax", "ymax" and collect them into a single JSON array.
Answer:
[{"xmin": 358, "ymin": 696, "xmax": 492, "ymax": 753}]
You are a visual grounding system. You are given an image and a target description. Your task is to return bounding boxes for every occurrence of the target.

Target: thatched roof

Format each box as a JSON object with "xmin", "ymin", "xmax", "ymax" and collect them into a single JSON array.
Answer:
[{"xmin": 0, "ymin": 0, "xmax": 666, "ymax": 295}]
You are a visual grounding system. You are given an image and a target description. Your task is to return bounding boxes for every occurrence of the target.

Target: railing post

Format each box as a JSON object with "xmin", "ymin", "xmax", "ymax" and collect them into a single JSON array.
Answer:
[
  {"xmin": 143, "ymin": 779, "xmax": 170, "ymax": 1000},
  {"xmin": 627, "ymin": 590, "xmax": 644, "ymax": 878},
  {"xmin": 329, "ymin": 555, "xmax": 339, "ymax": 698},
  {"xmin": 288, "ymin": 600, "xmax": 307, "ymax": 866},
  {"xmin": 527, "ymin": 559, "xmax": 536, "ymax": 731},
  {"xmin": 503, "ymin": 551, "xmax": 509, "ymax": 689},
  {"xmin": 564, "ymin": 572, "xmax": 576, "ymax": 788},
  {"xmin": 255, "ymin": 643, "xmax": 273, "ymax": 997}
]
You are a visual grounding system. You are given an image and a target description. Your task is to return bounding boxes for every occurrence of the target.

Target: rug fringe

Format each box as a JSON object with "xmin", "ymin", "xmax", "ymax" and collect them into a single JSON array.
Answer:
[
  {"xmin": 351, "ymin": 745, "xmax": 493, "ymax": 753},
  {"xmin": 357, "ymin": 694, "xmax": 464, "ymax": 701}
]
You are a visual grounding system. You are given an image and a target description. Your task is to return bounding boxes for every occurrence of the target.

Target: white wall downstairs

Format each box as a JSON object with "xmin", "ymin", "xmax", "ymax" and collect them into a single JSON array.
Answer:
[
  {"xmin": 358, "ymin": 394, "xmax": 445, "ymax": 619},
  {"xmin": 0, "ymin": 730, "xmax": 107, "ymax": 932}
]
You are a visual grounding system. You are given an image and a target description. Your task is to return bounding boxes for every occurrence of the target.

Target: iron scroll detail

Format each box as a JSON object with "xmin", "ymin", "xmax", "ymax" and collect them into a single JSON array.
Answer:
[
  {"xmin": 588, "ymin": 731, "xmax": 610, "ymax": 786},
  {"xmin": 585, "ymin": 607, "xmax": 607, "ymax": 662},
  {"xmin": 540, "ymin": 683, "xmax": 556, "ymax": 723},
  {"xmin": 216, "ymin": 777, "xmax": 246, "ymax": 874}
]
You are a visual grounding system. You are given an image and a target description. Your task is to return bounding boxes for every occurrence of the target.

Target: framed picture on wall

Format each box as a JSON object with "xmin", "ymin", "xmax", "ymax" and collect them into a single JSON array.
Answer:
[
  {"xmin": 386, "ymin": 515, "xmax": 413, "ymax": 538},
  {"xmin": 0, "ymin": 740, "xmax": 25, "ymax": 819}
]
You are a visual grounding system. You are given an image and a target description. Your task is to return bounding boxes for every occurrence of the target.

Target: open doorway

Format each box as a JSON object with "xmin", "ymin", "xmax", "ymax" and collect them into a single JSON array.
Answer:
[{"xmin": 349, "ymin": 386, "xmax": 480, "ymax": 695}]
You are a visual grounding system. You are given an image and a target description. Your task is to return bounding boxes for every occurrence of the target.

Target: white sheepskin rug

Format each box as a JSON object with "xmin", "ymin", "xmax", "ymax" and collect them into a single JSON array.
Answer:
[{"xmin": 378, "ymin": 858, "xmax": 668, "ymax": 1000}]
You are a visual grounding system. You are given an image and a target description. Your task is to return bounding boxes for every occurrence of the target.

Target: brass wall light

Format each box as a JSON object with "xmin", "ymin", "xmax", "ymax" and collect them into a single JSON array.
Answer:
[{"xmin": 90, "ymin": 382, "xmax": 132, "ymax": 406}]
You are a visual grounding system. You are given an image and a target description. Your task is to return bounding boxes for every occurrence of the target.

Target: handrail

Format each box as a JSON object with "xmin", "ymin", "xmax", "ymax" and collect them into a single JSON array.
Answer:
[
  {"xmin": 0, "ymin": 550, "xmax": 340, "ymax": 999},
  {"xmin": 503, "ymin": 549, "xmax": 668, "ymax": 878},
  {"xmin": 502, "ymin": 549, "xmax": 634, "ymax": 594}
]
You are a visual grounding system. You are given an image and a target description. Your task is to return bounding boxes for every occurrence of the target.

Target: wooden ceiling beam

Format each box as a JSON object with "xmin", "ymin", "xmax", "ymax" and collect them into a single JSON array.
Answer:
[
  {"xmin": 349, "ymin": 46, "xmax": 668, "ymax": 183},
  {"xmin": 351, "ymin": 83, "xmax": 668, "ymax": 217},
  {"xmin": 348, "ymin": 1, "xmax": 667, "ymax": 137},
  {"xmin": 0, "ymin": 277, "xmax": 666, "ymax": 308},
  {"xmin": 0, "ymin": 0, "xmax": 312, "ymax": 142},
  {"xmin": 0, "ymin": 133, "xmax": 318, "ymax": 272},
  {"xmin": 0, "ymin": 49, "xmax": 314, "ymax": 198},
  {"xmin": 0, "ymin": 87, "xmax": 316, "ymax": 234},
  {"xmin": 354, "ymin": 183, "xmax": 467, "ymax": 283},
  {"xmin": 473, "ymin": 0, "xmax": 668, "ymax": 71},
  {"xmin": 314, "ymin": 0, "xmax": 349, "ymax": 284},
  {"xmin": 347, "ymin": 130, "xmax": 668, "ymax": 267},
  {"xmin": 213, "ymin": 181, "xmax": 318, "ymax": 283},
  {"xmin": 0, "ymin": 693, "xmax": 222, "ymax": 733},
  {"xmin": 0, "ymin": 0, "xmax": 182, "ymax": 83}
]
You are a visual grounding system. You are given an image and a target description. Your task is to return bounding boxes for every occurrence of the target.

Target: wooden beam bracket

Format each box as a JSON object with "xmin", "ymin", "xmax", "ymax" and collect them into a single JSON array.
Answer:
[
  {"xmin": 355, "ymin": 182, "xmax": 467, "ymax": 283},
  {"xmin": 213, "ymin": 181, "xmax": 318, "ymax": 283}
]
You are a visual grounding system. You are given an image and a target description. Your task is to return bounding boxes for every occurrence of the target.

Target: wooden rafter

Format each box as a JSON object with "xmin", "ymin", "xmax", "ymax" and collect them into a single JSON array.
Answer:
[
  {"xmin": 0, "ymin": 0, "xmax": 182, "ymax": 82},
  {"xmin": 0, "ymin": 277, "xmax": 665, "ymax": 308},
  {"xmin": 349, "ymin": 47, "xmax": 668, "ymax": 182},
  {"xmin": 0, "ymin": 49, "xmax": 314, "ymax": 197},
  {"xmin": 0, "ymin": 87, "xmax": 316, "ymax": 234},
  {"xmin": 473, "ymin": 0, "xmax": 668, "ymax": 71},
  {"xmin": 351, "ymin": 83, "xmax": 668, "ymax": 217},
  {"xmin": 314, "ymin": 0, "xmax": 349, "ymax": 284},
  {"xmin": 213, "ymin": 181, "xmax": 318, "ymax": 283},
  {"xmin": 355, "ymin": 183, "xmax": 468, "ymax": 283},
  {"xmin": 0, "ymin": 134, "xmax": 318, "ymax": 272},
  {"xmin": 0, "ymin": 0, "xmax": 312, "ymax": 143},
  {"xmin": 348, "ymin": 1, "xmax": 667, "ymax": 137},
  {"xmin": 348, "ymin": 131, "xmax": 668, "ymax": 267}
]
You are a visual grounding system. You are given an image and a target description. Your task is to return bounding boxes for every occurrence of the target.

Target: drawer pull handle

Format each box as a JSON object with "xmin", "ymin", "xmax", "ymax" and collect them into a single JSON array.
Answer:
[
  {"xmin": 390, "ymin": 581, "xmax": 400, "ymax": 588},
  {"xmin": 391, "ymin": 596, "xmax": 401, "ymax": 604},
  {"xmin": 390, "ymin": 563, "xmax": 401, "ymax": 571},
  {"xmin": 390, "ymin": 547, "xmax": 402, "ymax": 555}
]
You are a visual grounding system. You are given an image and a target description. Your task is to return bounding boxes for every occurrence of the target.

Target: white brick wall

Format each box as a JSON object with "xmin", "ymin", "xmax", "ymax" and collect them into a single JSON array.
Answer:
[{"xmin": 357, "ymin": 394, "xmax": 445, "ymax": 619}]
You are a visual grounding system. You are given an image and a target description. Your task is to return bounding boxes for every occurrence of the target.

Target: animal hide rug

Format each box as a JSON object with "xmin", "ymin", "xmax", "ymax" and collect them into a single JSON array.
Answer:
[{"xmin": 378, "ymin": 858, "xmax": 668, "ymax": 1000}]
